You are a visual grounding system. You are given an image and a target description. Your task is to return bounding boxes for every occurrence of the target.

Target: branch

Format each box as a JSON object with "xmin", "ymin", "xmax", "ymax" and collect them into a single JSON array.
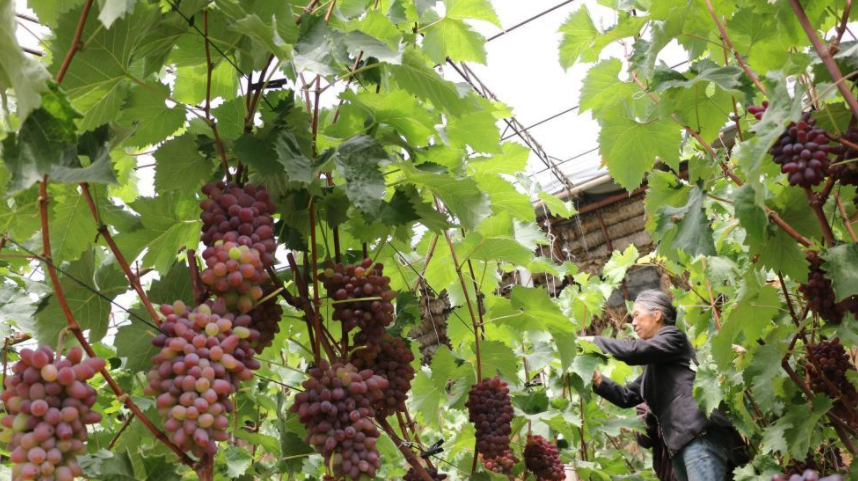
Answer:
[
  {"xmin": 703, "ymin": 0, "xmax": 767, "ymax": 95},
  {"xmin": 202, "ymin": 10, "xmax": 232, "ymax": 182},
  {"xmin": 833, "ymin": 0, "xmax": 853, "ymax": 50},
  {"xmin": 789, "ymin": 0, "xmax": 858, "ymax": 119},
  {"xmin": 777, "ymin": 271, "xmax": 801, "ymax": 327},
  {"xmin": 187, "ymin": 249, "xmax": 207, "ymax": 305},
  {"xmin": 377, "ymin": 417, "xmax": 436, "ymax": 481},
  {"xmin": 55, "ymin": 0, "xmax": 94, "ymax": 84},
  {"xmin": 805, "ymin": 187, "xmax": 837, "ymax": 246},
  {"xmin": 39, "ymin": 177, "xmax": 195, "ymax": 467},
  {"xmin": 79, "ymin": 184, "xmax": 161, "ymax": 326},
  {"xmin": 411, "ymin": 234, "xmax": 439, "ymax": 293},
  {"xmin": 630, "ymin": 72, "xmax": 812, "ymax": 247},
  {"xmin": 107, "ymin": 414, "xmax": 135, "ymax": 451},
  {"xmin": 836, "ymin": 193, "xmax": 858, "ymax": 242}
]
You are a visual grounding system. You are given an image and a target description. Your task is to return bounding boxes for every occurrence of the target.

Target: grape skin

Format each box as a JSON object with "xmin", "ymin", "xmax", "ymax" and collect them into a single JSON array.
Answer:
[
  {"xmin": 404, "ymin": 466, "xmax": 447, "ymax": 481},
  {"xmin": 770, "ymin": 113, "xmax": 836, "ymax": 187},
  {"xmin": 350, "ymin": 334, "xmax": 415, "ymax": 417},
  {"xmin": 771, "ymin": 469, "xmax": 843, "ymax": 481},
  {"xmin": 799, "ymin": 252, "xmax": 844, "ymax": 324},
  {"xmin": 465, "ymin": 376, "xmax": 517, "ymax": 474},
  {"xmin": 806, "ymin": 338, "xmax": 858, "ymax": 410},
  {"xmin": 200, "ymin": 182, "xmax": 278, "ymax": 267},
  {"xmin": 1, "ymin": 346, "xmax": 103, "ymax": 481},
  {"xmin": 322, "ymin": 258, "xmax": 396, "ymax": 338}
]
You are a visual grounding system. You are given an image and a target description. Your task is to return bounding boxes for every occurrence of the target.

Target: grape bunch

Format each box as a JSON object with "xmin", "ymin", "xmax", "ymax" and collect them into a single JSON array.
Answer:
[
  {"xmin": 290, "ymin": 360, "xmax": 388, "ymax": 481},
  {"xmin": 748, "ymin": 101, "xmax": 768, "ymax": 120},
  {"xmin": 200, "ymin": 182, "xmax": 277, "ymax": 267},
  {"xmin": 404, "ymin": 466, "xmax": 447, "ymax": 481},
  {"xmin": 799, "ymin": 252, "xmax": 844, "ymax": 324},
  {"xmin": 806, "ymin": 338, "xmax": 858, "ymax": 408},
  {"xmin": 524, "ymin": 435, "xmax": 564, "ymax": 481},
  {"xmin": 247, "ymin": 284, "xmax": 284, "ymax": 351},
  {"xmin": 770, "ymin": 113, "xmax": 837, "ymax": 187},
  {"xmin": 144, "ymin": 302, "xmax": 261, "ymax": 458},
  {"xmin": 831, "ymin": 126, "xmax": 858, "ymax": 206},
  {"xmin": 200, "ymin": 241, "xmax": 268, "ymax": 313},
  {"xmin": 465, "ymin": 376, "xmax": 517, "ymax": 473},
  {"xmin": 321, "ymin": 258, "xmax": 397, "ymax": 337},
  {"xmin": 350, "ymin": 334, "xmax": 415, "ymax": 417},
  {"xmin": 1, "ymin": 346, "xmax": 104, "ymax": 481},
  {"xmin": 772, "ymin": 470, "xmax": 843, "ymax": 481}
]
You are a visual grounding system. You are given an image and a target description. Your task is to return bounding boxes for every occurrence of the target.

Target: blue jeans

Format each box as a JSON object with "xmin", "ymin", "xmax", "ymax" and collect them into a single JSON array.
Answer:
[{"xmin": 671, "ymin": 431, "xmax": 731, "ymax": 481}]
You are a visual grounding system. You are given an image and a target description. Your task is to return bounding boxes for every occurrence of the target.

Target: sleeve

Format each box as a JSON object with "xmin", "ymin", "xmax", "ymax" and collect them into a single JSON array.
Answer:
[
  {"xmin": 593, "ymin": 328, "xmax": 686, "ymax": 365},
  {"xmin": 593, "ymin": 374, "xmax": 644, "ymax": 408}
]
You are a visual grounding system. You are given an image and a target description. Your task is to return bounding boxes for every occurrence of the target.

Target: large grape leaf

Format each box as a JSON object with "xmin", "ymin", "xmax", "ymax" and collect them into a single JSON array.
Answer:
[
  {"xmin": 558, "ymin": 6, "xmax": 599, "ymax": 70},
  {"xmin": 654, "ymin": 186, "xmax": 716, "ymax": 258},
  {"xmin": 578, "ymin": 59, "xmax": 639, "ymax": 116},
  {"xmin": 447, "ymin": 110, "xmax": 501, "ymax": 154},
  {"xmin": 732, "ymin": 184, "xmax": 768, "ymax": 243},
  {"xmin": 340, "ymin": 90, "xmax": 435, "ymax": 145},
  {"xmin": 711, "ymin": 276, "xmax": 781, "ymax": 369},
  {"xmin": 389, "ymin": 51, "xmax": 475, "ymax": 117},
  {"xmin": 824, "ymin": 244, "xmax": 858, "ymax": 301},
  {"xmin": 27, "ymin": 249, "xmax": 128, "ymax": 345},
  {"xmin": 597, "ymin": 106, "xmax": 680, "ymax": 191},
  {"xmin": 422, "ymin": 17, "xmax": 487, "ymax": 64},
  {"xmin": 478, "ymin": 340, "xmax": 520, "ymax": 383},
  {"xmin": 49, "ymin": 187, "xmax": 98, "ymax": 265},
  {"xmin": 119, "ymin": 83, "xmax": 186, "ymax": 148},
  {"xmin": 49, "ymin": 3, "xmax": 159, "ymax": 130},
  {"xmin": 0, "ymin": 0, "xmax": 51, "ymax": 123},
  {"xmin": 113, "ymin": 314, "xmax": 161, "ymax": 374},
  {"xmin": 443, "ymin": 0, "xmax": 501, "ymax": 26},
  {"xmin": 476, "ymin": 175, "xmax": 534, "ymax": 221},
  {"xmin": 153, "ymin": 134, "xmax": 217, "ymax": 192},
  {"xmin": 405, "ymin": 167, "xmax": 491, "ymax": 231},
  {"xmin": 333, "ymin": 135, "xmax": 388, "ymax": 216}
]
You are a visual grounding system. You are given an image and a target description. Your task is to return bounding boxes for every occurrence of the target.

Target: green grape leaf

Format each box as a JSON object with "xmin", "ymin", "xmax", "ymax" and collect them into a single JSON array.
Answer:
[
  {"xmin": 333, "ymin": 135, "xmax": 388, "ymax": 216},
  {"xmin": 411, "ymin": 369, "xmax": 445, "ymax": 426},
  {"xmin": 173, "ymin": 61, "xmax": 238, "ymax": 105},
  {"xmin": 745, "ymin": 341, "xmax": 788, "ymax": 412},
  {"xmin": 224, "ymin": 447, "xmax": 253, "ymax": 478},
  {"xmin": 468, "ymin": 142, "xmax": 529, "ymax": 176},
  {"xmin": 275, "ymin": 130, "xmax": 325, "ymax": 183},
  {"xmin": 340, "ymin": 90, "xmax": 435, "ymax": 145},
  {"xmin": 444, "ymin": 0, "xmax": 501, "ymax": 26},
  {"xmin": 733, "ymin": 184, "xmax": 768, "ymax": 243},
  {"xmin": 0, "ymin": 0, "xmax": 51, "ymax": 122},
  {"xmin": 651, "ymin": 59, "xmax": 754, "ymax": 105},
  {"xmin": 597, "ymin": 107, "xmax": 680, "ymax": 191},
  {"xmin": 478, "ymin": 340, "xmax": 520, "ymax": 383},
  {"xmin": 119, "ymin": 83, "xmax": 186, "ymax": 148},
  {"xmin": 692, "ymin": 361, "xmax": 724, "ymax": 416},
  {"xmin": 231, "ymin": 14, "xmax": 293, "ymax": 59},
  {"xmin": 211, "ymin": 96, "xmax": 249, "ymax": 141},
  {"xmin": 97, "ymin": 0, "xmax": 137, "ymax": 28},
  {"xmin": 558, "ymin": 6, "xmax": 599, "ymax": 70},
  {"xmin": 476, "ymin": 175, "xmax": 535, "ymax": 221},
  {"xmin": 293, "ymin": 16, "xmax": 342, "ymax": 75},
  {"xmin": 447, "ymin": 109, "xmax": 501, "ymax": 154},
  {"xmin": 711, "ymin": 278, "xmax": 781, "ymax": 369},
  {"xmin": 405, "ymin": 167, "xmax": 491, "ymax": 230},
  {"xmin": 49, "ymin": 188, "xmax": 98, "ymax": 265},
  {"xmin": 537, "ymin": 191, "xmax": 576, "ymax": 219},
  {"xmin": 579, "ymin": 59, "xmax": 638, "ymax": 116},
  {"xmin": 154, "ymin": 134, "xmax": 217, "ymax": 192},
  {"xmin": 654, "ymin": 186, "xmax": 716, "ymax": 258},
  {"xmin": 389, "ymin": 50, "xmax": 474, "ymax": 117},
  {"xmin": 423, "ymin": 17, "xmax": 487, "ymax": 64},
  {"xmin": 748, "ymin": 227, "xmax": 808, "ymax": 283},
  {"xmin": 114, "ymin": 317, "xmax": 161, "ymax": 374},
  {"xmin": 823, "ymin": 243, "xmax": 858, "ymax": 301}
]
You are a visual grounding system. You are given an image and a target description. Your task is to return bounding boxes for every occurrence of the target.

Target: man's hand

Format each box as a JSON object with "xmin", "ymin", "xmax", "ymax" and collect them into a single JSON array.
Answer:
[{"xmin": 592, "ymin": 370, "xmax": 602, "ymax": 387}]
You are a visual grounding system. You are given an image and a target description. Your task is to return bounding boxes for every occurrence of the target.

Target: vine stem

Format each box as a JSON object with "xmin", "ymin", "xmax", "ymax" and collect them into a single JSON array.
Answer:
[
  {"xmin": 377, "ymin": 417, "xmax": 435, "ymax": 481},
  {"xmin": 187, "ymin": 249, "xmax": 207, "ymax": 305},
  {"xmin": 436, "ymin": 201, "xmax": 482, "ymax": 381},
  {"xmin": 38, "ymin": 177, "xmax": 196, "ymax": 467},
  {"xmin": 2, "ymin": 337, "xmax": 8, "ymax": 390},
  {"xmin": 833, "ymin": 0, "xmax": 853, "ymax": 49},
  {"xmin": 630, "ymin": 71, "xmax": 812, "ymax": 247},
  {"xmin": 777, "ymin": 271, "xmax": 802, "ymax": 327},
  {"xmin": 54, "ymin": 0, "xmax": 94, "ymax": 84},
  {"xmin": 836, "ymin": 193, "xmax": 858, "ymax": 242},
  {"xmin": 804, "ymin": 186, "xmax": 837, "ymax": 246},
  {"xmin": 107, "ymin": 414, "xmax": 135, "ymax": 450},
  {"xmin": 79, "ymin": 184, "xmax": 161, "ymax": 326},
  {"xmin": 789, "ymin": 0, "xmax": 858, "ymax": 119},
  {"xmin": 202, "ymin": 10, "xmax": 232, "ymax": 182},
  {"xmin": 703, "ymin": 0, "xmax": 767, "ymax": 95},
  {"xmin": 411, "ymin": 234, "xmax": 439, "ymax": 293}
]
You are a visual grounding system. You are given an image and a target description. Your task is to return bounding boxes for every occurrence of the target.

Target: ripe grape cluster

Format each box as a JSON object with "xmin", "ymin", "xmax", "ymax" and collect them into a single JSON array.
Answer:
[
  {"xmin": 321, "ymin": 258, "xmax": 396, "ymax": 337},
  {"xmin": 144, "ymin": 301, "xmax": 262, "ymax": 458},
  {"xmin": 799, "ymin": 252, "xmax": 844, "ymax": 324},
  {"xmin": 831, "ymin": 126, "xmax": 858, "ymax": 207},
  {"xmin": 1, "ymin": 346, "xmax": 104, "ymax": 481},
  {"xmin": 772, "ymin": 470, "xmax": 843, "ymax": 481},
  {"xmin": 806, "ymin": 338, "xmax": 858, "ymax": 408},
  {"xmin": 350, "ymin": 334, "xmax": 415, "ymax": 417},
  {"xmin": 748, "ymin": 101, "xmax": 768, "ymax": 120},
  {"xmin": 404, "ymin": 466, "xmax": 447, "ymax": 481},
  {"xmin": 290, "ymin": 360, "xmax": 388, "ymax": 481},
  {"xmin": 200, "ymin": 182, "xmax": 277, "ymax": 266},
  {"xmin": 465, "ymin": 376, "xmax": 517, "ymax": 474},
  {"xmin": 524, "ymin": 435, "xmax": 564, "ymax": 481},
  {"xmin": 200, "ymin": 241, "xmax": 268, "ymax": 313},
  {"xmin": 770, "ymin": 113, "xmax": 837, "ymax": 187},
  {"xmin": 248, "ymin": 284, "xmax": 284, "ymax": 351}
]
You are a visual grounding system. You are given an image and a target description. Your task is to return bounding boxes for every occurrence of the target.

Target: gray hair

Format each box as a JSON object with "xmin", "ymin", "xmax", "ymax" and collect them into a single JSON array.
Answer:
[{"xmin": 634, "ymin": 290, "xmax": 677, "ymax": 326}]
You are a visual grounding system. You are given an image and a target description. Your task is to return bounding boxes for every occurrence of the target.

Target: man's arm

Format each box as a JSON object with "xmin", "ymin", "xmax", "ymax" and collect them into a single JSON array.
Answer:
[
  {"xmin": 593, "ymin": 374, "xmax": 644, "ymax": 408},
  {"xmin": 592, "ymin": 328, "xmax": 686, "ymax": 365}
]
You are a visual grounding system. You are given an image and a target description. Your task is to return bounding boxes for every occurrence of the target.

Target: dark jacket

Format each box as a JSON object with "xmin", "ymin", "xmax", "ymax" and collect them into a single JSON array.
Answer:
[
  {"xmin": 592, "ymin": 326, "xmax": 733, "ymax": 456},
  {"xmin": 635, "ymin": 403, "xmax": 677, "ymax": 481}
]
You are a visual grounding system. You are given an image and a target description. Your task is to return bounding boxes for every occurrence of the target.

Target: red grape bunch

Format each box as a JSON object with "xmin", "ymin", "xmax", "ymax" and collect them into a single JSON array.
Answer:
[
  {"xmin": 200, "ymin": 182, "xmax": 277, "ymax": 267},
  {"xmin": 144, "ymin": 301, "xmax": 262, "ymax": 458},
  {"xmin": 404, "ymin": 466, "xmax": 447, "ymax": 481},
  {"xmin": 1, "ymin": 346, "xmax": 104, "ymax": 481},
  {"xmin": 200, "ymin": 241, "xmax": 268, "ymax": 313},
  {"xmin": 465, "ymin": 376, "xmax": 517, "ymax": 474},
  {"xmin": 524, "ymin": 435, "xmax": 565, "ymax": 481},
  {"xmin": 290, "ymin": 360, "xmax": 389, "ymax": 481},
  {"xmin": 770, "ymin": 113, "xmax": 837, "ymax": 187},
  {"xmin": 350, "ymin": 334, "xmax": 415, "ymax": 417},
  {"xmin": 247, "ymin": 284, "xmax": 284, "ymax": 352},
  {"xmin": 830, "ymin": 126, "xmax": 858, "ymax": 207},
  {"xmin": 799, "ymin": 252, "xmax": 844, "ymax": 324},
  {"xmin": 321, "ymin": 258, "xmax": 397, "ymax": 337},
  {"xmin": 772, "ymin": 470, "xmax": 843, "ymax": 481},
  {"xmin": 748, "ymin": 101, "xmax": 768, "ymax": 120},
  {"xmin": 806, "ymin": 338, "xmax": 858, "ymax": 408}
]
